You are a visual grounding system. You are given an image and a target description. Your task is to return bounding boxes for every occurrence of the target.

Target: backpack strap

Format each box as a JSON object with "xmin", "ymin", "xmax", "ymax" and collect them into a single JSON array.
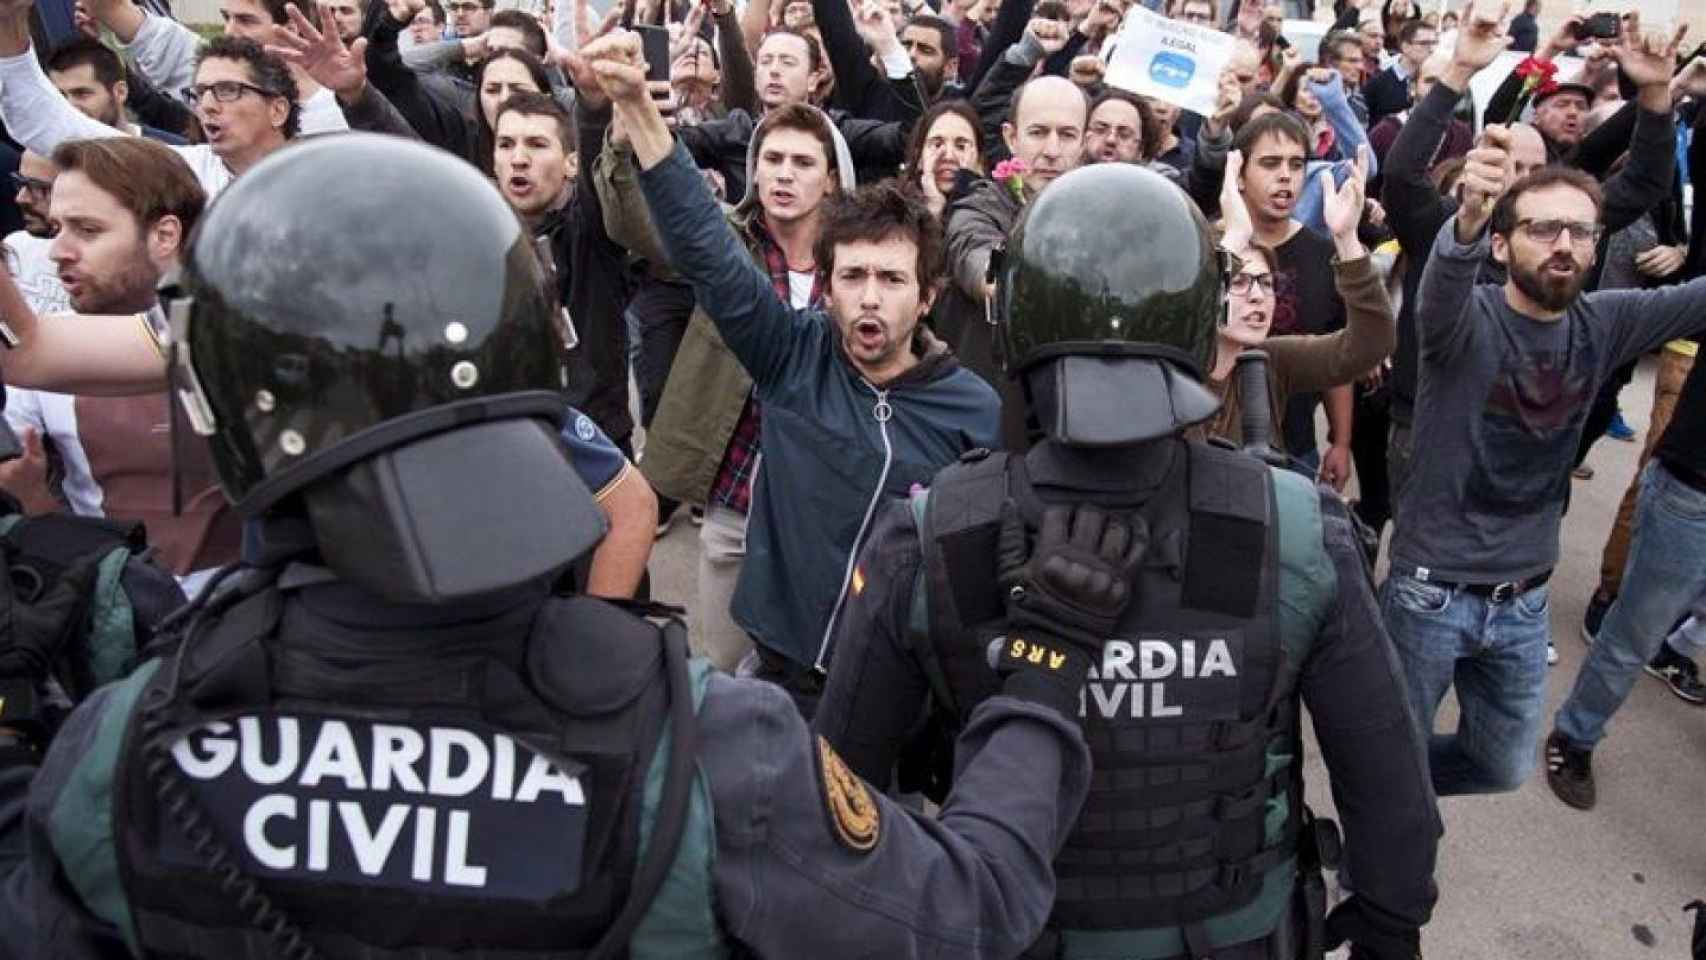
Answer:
[
  {"xmin": 913, "ymin": 450, "xmax": 1011, "ymax": 719},
  {"xmin": 905, "ymin": 489, "xmax": 956, "ymax": 716}
]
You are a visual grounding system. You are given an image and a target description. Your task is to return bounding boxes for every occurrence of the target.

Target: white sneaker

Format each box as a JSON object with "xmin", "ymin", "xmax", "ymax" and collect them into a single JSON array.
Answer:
[{"xmin": 1547, "ymin": 641, "xmax": 1560, "ymax": 666}]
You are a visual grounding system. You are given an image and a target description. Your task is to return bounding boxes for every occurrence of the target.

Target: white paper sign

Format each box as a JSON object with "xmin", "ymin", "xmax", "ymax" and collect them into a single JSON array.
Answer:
[{"xmin": 1101, "ymin": 6, "xmax": 1236, "ymax": 116}]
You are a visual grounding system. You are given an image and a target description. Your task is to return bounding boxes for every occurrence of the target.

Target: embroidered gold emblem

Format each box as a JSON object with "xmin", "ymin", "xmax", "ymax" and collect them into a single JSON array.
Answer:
[{"xmin": 817, "ymin": 736, "xmax": 880, "ymax": 853}]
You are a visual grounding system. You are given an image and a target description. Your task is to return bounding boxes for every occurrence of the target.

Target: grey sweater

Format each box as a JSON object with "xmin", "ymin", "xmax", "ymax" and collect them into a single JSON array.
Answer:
[{"xmin": 1389, "ymin": 219, "xmax": 1706, "ymax": 583}]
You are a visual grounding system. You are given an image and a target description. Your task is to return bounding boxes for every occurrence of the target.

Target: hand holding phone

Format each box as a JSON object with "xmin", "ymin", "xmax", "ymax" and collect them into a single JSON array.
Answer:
[
  {"xmin": 635, "ymin": 23, "xmax": 671, "ymax": 82},
  {"xmin": 1576, "ymin": 11, "xmax": 1619, "ymax": 41}
]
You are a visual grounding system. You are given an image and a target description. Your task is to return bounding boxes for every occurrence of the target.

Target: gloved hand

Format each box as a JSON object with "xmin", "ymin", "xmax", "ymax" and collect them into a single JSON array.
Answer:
[
  {"xmin": 1326, "ymin": 897, "xmax": 1422, "ymax": 960},
  {"xmin": 994, "ymin": 500, "xmax": 1145, "ymax": 716}
]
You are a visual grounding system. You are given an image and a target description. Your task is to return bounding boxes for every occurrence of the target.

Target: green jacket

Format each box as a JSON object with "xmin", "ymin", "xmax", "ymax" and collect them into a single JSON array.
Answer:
[{"xmin": 594, "ymin": 136, "xmax": 766, "ymax": 507}]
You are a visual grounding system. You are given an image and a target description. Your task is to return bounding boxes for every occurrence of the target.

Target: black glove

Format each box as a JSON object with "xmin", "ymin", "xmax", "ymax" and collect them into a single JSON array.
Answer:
[
  {"xmin": 994, "ymin": 500, "xmax": 1145, "ymax": 716},
  {"xmin": 1326, "ymin": 897, "xmax": 1422, "ymax": 960}
]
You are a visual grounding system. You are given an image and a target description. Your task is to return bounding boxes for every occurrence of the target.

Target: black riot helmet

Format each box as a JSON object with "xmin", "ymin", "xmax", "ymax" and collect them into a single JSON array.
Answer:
[
  {"xmin": 169, "ymin": 133, "xmax": 605, "ymax": 602},
  {"xmin": 997, "ymin": 163, "xmax": 1224, "ymax": 446}
]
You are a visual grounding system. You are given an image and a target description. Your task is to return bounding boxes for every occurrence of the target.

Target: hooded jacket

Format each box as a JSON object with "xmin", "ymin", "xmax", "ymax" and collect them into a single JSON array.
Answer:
[
  {"xmin": 621, "ymin": 111, "xmax": 1000, "ymax": 673},
  {"xmin": 674, "ymin": 89, "xmax": 921, "ymax": 205},
  {"xmin": 597, "ymin": 106, "xmax": 859, "ymax": 506}
]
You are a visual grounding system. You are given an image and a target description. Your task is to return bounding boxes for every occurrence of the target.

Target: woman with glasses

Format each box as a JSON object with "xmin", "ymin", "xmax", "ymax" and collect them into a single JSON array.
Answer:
[{"xmin": 1200, "ymin": 146, "xmax": 1396, "ymax": 457}]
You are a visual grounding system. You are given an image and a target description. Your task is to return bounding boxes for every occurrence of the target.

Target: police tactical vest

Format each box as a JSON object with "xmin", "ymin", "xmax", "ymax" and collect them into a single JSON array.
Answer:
[
  {"xmin": 105, "ymin": 572, "xmax": 712, "ymax": 959},
  {"xmin": 913, "ymin": 441, "xmax": 1319, "ymax": 958}
]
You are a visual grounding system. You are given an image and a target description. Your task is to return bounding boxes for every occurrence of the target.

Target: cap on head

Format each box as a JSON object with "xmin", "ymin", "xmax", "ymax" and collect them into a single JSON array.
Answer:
[{"xmin": 1531, "ymin": 80, "xmax": 1594, "ymax": 109}]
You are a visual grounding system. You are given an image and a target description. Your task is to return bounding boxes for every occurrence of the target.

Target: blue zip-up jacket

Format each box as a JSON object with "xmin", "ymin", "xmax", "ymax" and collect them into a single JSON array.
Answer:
[{"xmin": 637, "ymin": 142, "xmax": 1000, "ymax": 674}]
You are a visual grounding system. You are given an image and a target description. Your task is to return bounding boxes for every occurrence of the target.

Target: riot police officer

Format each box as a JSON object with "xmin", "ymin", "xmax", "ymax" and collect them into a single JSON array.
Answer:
[
  {"xmin": 0, "ymin": 135, "xmax": 1140, "ymax": 959},
  {"xmin": 813, "ymin": 163, "xmax": 1442, "ymax": 960}
]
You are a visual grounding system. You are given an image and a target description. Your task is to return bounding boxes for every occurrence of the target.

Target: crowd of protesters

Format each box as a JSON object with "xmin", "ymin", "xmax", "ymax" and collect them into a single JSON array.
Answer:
[{"xmin": 0, "ymin": 0, "xmax": 1705, "ymax": 932}]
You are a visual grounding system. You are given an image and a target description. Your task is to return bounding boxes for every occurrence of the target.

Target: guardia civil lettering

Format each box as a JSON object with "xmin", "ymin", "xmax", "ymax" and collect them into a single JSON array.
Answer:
[
  {"xmin": 168, "ymin": 717, "xmax": 587, "ymax": 889},
  {"xmin": 1090, "ymin": 638, "xmax": 1238, "ymax": 681},
  {"xmin": 1080, "ymin": 638, "xmax": 1240, "ymax": 720},
  {"xmin": 171, "ymin": 717, "xmax": 585, "ymax": 803}
]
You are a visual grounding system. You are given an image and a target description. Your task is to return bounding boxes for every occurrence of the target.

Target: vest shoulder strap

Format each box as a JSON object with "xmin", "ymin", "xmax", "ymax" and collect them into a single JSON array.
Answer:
[
  {"xmin": 170, "ymin": 580, "xmax": 283, "ymax": 714},
  {"xmin": 921, "ymin": 450, "xmax": 1011, "ymax": 634},
  {"xmin": 917, "ymin": 452, "xmax": 1011, "ymax": 717},
  {"xmin": 925, "ymin": 451, "xmax": 1012, "ymax": 539},
  {"xmin": 528, "ymin": 595, "xmax": 671, "ymax": 717},
  {"xmin": 1182, "ymin": 443, "xmax": 1271, "ymax": 620}
]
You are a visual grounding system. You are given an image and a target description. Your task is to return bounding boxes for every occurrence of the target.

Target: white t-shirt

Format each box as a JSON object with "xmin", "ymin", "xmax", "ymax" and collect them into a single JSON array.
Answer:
[
  {"xmin": 0, "ymin": 233, "xmax": 95, "ymax": 514},
  {"xmin": 787, "ymin": 270, "xmax": 815, "ymax": 310},
  {"xmin": 3, "ymin": 232, "xmax": 70, "ymax": 316}
]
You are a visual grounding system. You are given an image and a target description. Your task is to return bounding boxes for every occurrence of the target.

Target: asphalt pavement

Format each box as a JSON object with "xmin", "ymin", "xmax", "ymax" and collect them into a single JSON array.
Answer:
[{"xmin": 638, "ymin": 353, "xmax": 1706, "ymax": 960}]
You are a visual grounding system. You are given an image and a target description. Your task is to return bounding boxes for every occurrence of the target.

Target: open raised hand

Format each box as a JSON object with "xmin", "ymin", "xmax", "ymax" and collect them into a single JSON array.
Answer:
[
  {"xmin": 1321, "ymin": 145, "xmax": 1370, "ymax": 243},
  {"xmin": 268, "ymin": 3, "xmax": 369, "ymax": 101},
  {"xmin": 1613, "ymin": 19, "xmax": 1689, "ymax": 90},
  {"xmin": 1451, "ymin": 0, "xmax": 1512, "ymax": 74},
  {"xmin": 1219, "ymin": 149, "xmax": 1255, "ymax": 254}
]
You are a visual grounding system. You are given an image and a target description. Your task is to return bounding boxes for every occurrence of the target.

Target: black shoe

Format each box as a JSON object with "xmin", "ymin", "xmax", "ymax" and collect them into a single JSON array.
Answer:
[
  {"xmin": 655, "ymin": 502, "xmax": 683, "ymax": 538},
  {"xmin": 1581, "ymin": 591, "xmax": 1612, "ymax": 645},
  {"xmin": 1545, "ymin": 731, "xmax": 1596, "ymax": 810},
  {"xmin": 1645, "ymin": 645, "xmax": 1706, "ymax": 705}
]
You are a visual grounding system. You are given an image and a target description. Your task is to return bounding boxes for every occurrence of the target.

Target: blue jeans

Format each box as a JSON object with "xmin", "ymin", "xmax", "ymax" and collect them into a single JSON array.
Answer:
[
  {"xmin": 1382, "ymin": 573, "xmax": 1552, "ymax": 795},
  {"xmin": 1556, "ymin": 462, "xmax": 1706, "ymax": 748},
  {"xmin": 1669, "ymin": 611, "xmax": 1706, "ymax": 658}
]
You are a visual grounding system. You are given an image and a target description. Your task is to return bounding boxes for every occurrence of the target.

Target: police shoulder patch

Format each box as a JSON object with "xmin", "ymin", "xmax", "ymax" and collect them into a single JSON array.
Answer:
[{"xmin": 815, "ymin": 736, "xmax": 880, "ymax": 853}]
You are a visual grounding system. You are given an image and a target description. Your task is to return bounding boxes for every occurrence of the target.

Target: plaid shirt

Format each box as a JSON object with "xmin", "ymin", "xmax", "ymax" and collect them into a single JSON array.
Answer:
[{"xmin": 707, "ymin": 227, "xmax": 824, "ymax": 515}]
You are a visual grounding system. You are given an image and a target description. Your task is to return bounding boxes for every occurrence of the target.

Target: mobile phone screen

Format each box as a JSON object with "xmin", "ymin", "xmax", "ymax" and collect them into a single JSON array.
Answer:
[{"xmin": 636, "ymin": 25, "xmax": 671, "ymax": 83}]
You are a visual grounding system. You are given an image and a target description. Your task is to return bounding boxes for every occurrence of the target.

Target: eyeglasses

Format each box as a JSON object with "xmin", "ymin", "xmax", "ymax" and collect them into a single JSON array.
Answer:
[
  {"xmin": 1228, "ymin": 272, "xmax": 1274, "ymax": 296},
  {"xmin": 1406, "ymin": 37, "xmax": 1438, "ymax": 47},
  {"xmin": 183, "ymin": 80, "xmax": 278, "ymax": 103},
  {"xmin": 9, "ymin": 172, "xmax": 51, "ymax": 197},
  {"xmin": 1088, "ymin": 122, "xmax": 1139, "ymax": 142},
  {"xmin": 444, "ymin": 1, "xmax": 484, "ymax": 13},
  {"xmin": 1516, "ymin": 218, "xmax": 1602, "ymax": 246}
]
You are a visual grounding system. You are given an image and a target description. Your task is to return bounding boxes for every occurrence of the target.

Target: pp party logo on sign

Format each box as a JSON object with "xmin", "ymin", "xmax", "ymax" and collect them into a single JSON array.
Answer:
[
  {"xmin": 1103, "ymin": 4, "xmax": 1233, "ymax": 116},
  {"xmin": 1150, "ymin": 51, "xmax": 1196, "ymax": 88}
]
